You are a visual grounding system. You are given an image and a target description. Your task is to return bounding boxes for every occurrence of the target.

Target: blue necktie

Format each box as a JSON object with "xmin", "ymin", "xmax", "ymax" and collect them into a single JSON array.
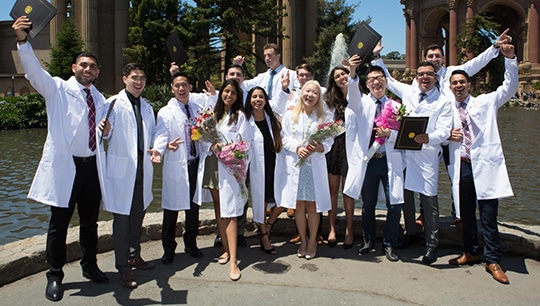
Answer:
[{"xmin": 267, "ymin": 70, "xmax": 277, "ymax": 99}]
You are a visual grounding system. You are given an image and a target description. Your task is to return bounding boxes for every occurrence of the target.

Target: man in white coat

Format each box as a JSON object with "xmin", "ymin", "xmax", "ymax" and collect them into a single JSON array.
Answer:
[
  {"xmin": 373, "ymin": 61, "xmax": 453, "ymax": 265},
  {"xmin": 101, "ymin": 63, "xmax": 156, "ymax": 288},
  {"xmin": 13, "ymin": 16, "xmax": 109, "ymax": 301},
  {"xmin": 373, "ymin": 30, "xmax": 511, "ymax": 224},
  {"xmin": 151, "ymin": 72, "xmax": 206, "ymax": 264},
  {"xmin": 343, "ymin": 58, "xmax": 404, "ymax": 262},
  {"xmin": 446, "ymin": 44, "xmax": 517, "ymax": 284}
]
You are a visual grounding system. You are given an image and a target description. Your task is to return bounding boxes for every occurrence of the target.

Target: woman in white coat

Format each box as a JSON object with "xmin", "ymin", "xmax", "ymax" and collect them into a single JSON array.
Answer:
[
  {"xmin": 244, "ymin": 87, "xmax": 284, "ymax": 255},
  {"xmin": 195, "ymin": 79, "xmax": 252, "ymax": 281},
  {"xmin": 275, "ymin": 80, "xmax": 333, "ymax": 259}
]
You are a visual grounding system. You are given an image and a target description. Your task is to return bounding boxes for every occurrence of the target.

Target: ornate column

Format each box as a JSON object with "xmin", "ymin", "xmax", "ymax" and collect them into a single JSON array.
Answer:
[
  {"xmin": 50, "ymin": 0, "xmax": 67, "ymax": 44},
  {"xmin": 448, "ymin": 0, "xmax": 458, "ymax": 66},
  {"xmin": 406, "ymin": 8, "xmax": 418, "ymax": 70},
  {"xmin": 405, "ymin": 10, "xmax": 411, "ymax": 69},
  {"xmin": 466, "ymin": 0, "xmax": 475, "ymax": 19},
  {"xmin": 529, "ymin": 0, "xmax": 539, "ymax": 64}
]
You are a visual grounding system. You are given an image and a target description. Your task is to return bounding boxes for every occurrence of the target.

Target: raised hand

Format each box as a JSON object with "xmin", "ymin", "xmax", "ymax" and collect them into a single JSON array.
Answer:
[{"xmin": 494, "ymin": 28, "xmax": 511, "ymax": 48}]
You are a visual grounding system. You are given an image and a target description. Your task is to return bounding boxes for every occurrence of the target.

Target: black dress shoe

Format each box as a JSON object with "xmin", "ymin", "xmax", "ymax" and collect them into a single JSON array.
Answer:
[
  {"xmin": 185, "ymin": 246, "xmax": 203, "ymax": 258},
  {"xmin": 237, "ymin": 235, "xmax": 247, "ymax": 247},
  {"xmin": 214, "ymin": 235, "xmax": 222, "ymax": 247},
  {"xmin": 422, "ymin": 247, "xmax": 437, "ymax": 265},
  {"xmin": 45, "ymin": 279, "xmax": 63, "ymax": 302},
  {"xmin": 161, "ymin": 254, "xmax": 175, "ymax": 265},
  {"xmin": 383, "ymin": 246, "xmax": 399, "ymax": 261},
  {"xmin": 358, "ymin": 240, "xmax": 375, "ymax": 255},
  {"xmin": 394, "ymin": 233, "xmax": 422, "ymax": 249},
  {"xmin": 82, "ymin": 266, "xmax": 109, "ymax": 283}
]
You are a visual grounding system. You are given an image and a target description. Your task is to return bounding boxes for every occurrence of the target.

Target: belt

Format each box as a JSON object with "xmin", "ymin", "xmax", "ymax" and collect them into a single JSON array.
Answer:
[
  {"xmin": 460, "ymin": 157, "xmax": 471, "ymax": 163},
  {"xmin": 73, "ymin": 155, "xmax": 96, "ymax": 163},
  {"xmin": 373, "ymin": 151, "xmax": 386, "ymax": 159}
]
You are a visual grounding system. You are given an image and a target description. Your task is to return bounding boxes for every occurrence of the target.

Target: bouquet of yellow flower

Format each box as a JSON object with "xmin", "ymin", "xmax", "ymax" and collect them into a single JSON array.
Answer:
[
  {"xmin": 295, "ymin": 120, "xmax": 346, "ymax": 167},
  {"xmin": 191, "ymin": 108, "xmax": 220, "ymax": 143}
]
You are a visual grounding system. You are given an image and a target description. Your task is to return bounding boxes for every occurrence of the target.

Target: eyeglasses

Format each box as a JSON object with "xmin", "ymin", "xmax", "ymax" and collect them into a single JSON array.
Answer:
[
  {"xmin": 366, "ymin": 75, "xmax": 385, "ymax": 83},
  {"xmin": 416, "ymin": 72, "xmax": 436, "ymax": 77},
  {"xmin": 298, "ymin": 73, "xmax": 313, "ymax": 78},
  {"xmin": 130, "ymin": 75, "xmax": 147, "ymax": 82}
]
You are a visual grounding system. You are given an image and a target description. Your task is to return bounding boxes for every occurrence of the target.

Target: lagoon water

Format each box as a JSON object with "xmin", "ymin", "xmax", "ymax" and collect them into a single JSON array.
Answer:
[{"xmin": 0, "ymin": 107, "xmax": 539, "ymax": 245}]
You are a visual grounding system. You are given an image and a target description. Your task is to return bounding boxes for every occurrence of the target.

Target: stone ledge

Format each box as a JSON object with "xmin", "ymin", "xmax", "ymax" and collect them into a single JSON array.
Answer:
[{"xmin": 1, "ymin": 208, "xmax": 539, "ymax": 287}]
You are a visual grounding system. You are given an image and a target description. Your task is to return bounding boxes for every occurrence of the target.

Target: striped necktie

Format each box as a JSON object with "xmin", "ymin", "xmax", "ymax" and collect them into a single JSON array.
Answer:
[{"xmin": 83, "ymin": 88, "xmax": 96, "ymax": 151}]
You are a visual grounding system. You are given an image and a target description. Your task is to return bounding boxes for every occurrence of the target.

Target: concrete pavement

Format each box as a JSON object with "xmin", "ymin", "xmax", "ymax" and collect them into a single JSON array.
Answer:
[{"xmin": 2, "ymin": 230, "xmax": 540, "ymax": 305}]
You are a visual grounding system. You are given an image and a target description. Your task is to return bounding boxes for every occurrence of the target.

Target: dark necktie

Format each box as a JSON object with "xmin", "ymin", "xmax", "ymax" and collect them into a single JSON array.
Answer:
[
  {"xmin": 419, "ymin": 92, "xmax": 427, "ymax": 103},
  {"xmin": 267, "ymin": 70, "xmax": 277, "ymax": 99},
  {"xmin": 133, "ymin": 99, "xmax": 144, "ymax": 155},
  {"xmin": 83, "ymin": 88, "xmax": 96, "ymax": 151},
  {"xmin": 458, "ymin": 102, "xmax": 472, "ymax": 159},
  {"xmin": 184, "ymin": 103, "xmax": 196, "ymax": 157},
  {"xmin": 369, "ymin": 100, "xmax": 383, "ymax": 147}
]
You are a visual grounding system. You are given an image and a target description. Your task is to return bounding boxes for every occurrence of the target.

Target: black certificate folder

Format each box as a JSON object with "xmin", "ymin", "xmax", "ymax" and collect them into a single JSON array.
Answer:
[
  {"xmin": 166, "ymin": 32, "xmax": 188, "ymax": 65},
  {"xmin": 10, "ymin": 0, "xmax": 58, "ymax": 38},
  {"xmin": 394, "ymin": 116, "xmax": 429, "ymax": 150},
  {"xmin": 347, "ymin": 22, "xmax": 382, "ymax": 63}
]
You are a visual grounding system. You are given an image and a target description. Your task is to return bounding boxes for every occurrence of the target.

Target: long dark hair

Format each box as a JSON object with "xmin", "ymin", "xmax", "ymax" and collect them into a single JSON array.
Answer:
[
  {"xmin": 324, "ymin": 66, "xmax": 349, "ymax": 120},
  {"xmin": 244, "ymin": 87, "xmax": 283, "ymax": 153},
  {"xmin": 214, "ymin": 79, "xmax": 244, "ymax": 125}
]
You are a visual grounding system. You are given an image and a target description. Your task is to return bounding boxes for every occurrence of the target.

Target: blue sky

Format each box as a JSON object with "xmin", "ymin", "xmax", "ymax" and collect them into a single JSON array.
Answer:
[{"xmin": 0, "ymin": 0, "xmax": 405, "ymax": 54}]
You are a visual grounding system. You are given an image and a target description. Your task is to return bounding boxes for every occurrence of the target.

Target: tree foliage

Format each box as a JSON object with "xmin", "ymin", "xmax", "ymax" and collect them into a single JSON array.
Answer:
[
  {"xmin": 456, "ymin": 13, "xmax": 503, "ymax": 92},
  {"xmin": 384, "ymin": 51, "xmax": 405, "ymax": 60},
  {"xmin": 46, "ymin": 18, "xmax": 85, "ymax": 80},
  {"xmin": 304, "ymin": 0, "xmax": 361, "ymax": 85}
]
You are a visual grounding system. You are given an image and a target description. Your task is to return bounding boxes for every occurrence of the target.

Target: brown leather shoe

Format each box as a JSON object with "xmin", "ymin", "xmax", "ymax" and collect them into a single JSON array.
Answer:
[
  {"xmin": 128, "ymin": 256, "xmax": 155, "ymax": 270},
  {"xmin": 415, "ymin": 214, "xmax": 424, "ymax": 226},
  {"xmin": 120, "ymin": 271, "xmax": 137, "ymax": 288},
  {"xmin": 286, "ymin": 208, "xmax": 295, "ymax": 218},
  {"xmin": 448, "ymin": 252, "xmax": 481, "ymax": 265},
  {"xmin": 289, "ymin": 234, "xmax": 300, "ymax": 244},
  {"xmin": 486, "ymin": 263, "xmax": 509, "ymax": 284}
]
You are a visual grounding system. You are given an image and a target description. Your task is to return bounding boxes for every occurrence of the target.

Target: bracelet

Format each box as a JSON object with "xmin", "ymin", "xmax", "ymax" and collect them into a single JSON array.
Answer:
[
  {"xmin": 16, "ymin": 38, "xmax": 27, "ymax": 43},
  {"xmin": 493, "ymin": 43, "xmax": 500, "ymax": 49},
  {"xmin": 373, "ymin": 53, "xmax": 381, "ymax": 59}
]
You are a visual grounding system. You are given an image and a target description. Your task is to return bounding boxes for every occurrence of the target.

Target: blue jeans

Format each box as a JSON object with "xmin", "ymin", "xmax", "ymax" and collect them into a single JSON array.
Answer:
[{"xmin": 360, "ymin": 156, "xmax": 402, "ymax": 247}]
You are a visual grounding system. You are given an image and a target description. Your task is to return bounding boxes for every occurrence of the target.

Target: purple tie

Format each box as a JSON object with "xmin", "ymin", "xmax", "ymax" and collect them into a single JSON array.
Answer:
[
  {"xmin": 83, "ymin": 88, "xmax": 96, "ymax": 151},
  {"xmin": 458, "ymin": 102, "xmax": 471, "ymax": 159}
]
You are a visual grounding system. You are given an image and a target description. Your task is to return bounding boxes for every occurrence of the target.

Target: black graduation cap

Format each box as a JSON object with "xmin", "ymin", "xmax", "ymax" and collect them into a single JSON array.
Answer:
[
  {"xmin": 347, "ymin": 22, "xmax": 382, "ymax": 63},
  {"xmin": 10, "ymin": 0, "xmax": 58, "ymax": 38},
  {"xmin": 394, "ymin": 116, "xmax": 429, "ymax": 150},
  {"xmin": 166, "ymin": 31, "xmax": 188, "ymax": 65}
]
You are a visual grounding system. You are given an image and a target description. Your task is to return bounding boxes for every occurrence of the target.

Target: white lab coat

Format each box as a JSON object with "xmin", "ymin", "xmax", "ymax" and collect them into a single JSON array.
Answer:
[
  {"xmin": 379, "ymin": 76, "xmax": 452, "ymax": 196},
  {"xmin": 101, "ymin": 90, "xmax": 155, "ymax": 215},
  {"xmin": 274, "ymin": 111, "xmax": 333, "ymax": 212},
  {"xmin": 372, "ymin": 45, "xmax": 499, "ymax": 100},
  {"xmin": 195, "ymin": 111, "xmax": 253, "ymax": 218},
  {"xmin": 247, "ymin": 114, "xmax": 278, "ymax": 224},
  {"xmin": 19, "ymin": 42, "xmax": 107, "ymax": 207},
  {"xmin": 343, "ymin": 76, "xmax": 405, "ymax": 204},
  {"xmin": 153, "ymin": 97, "xmax": 203, "ymax": 211},
  {"xmin": 447, "ymin": 57, "xmax": 518, "ymax": 216}
]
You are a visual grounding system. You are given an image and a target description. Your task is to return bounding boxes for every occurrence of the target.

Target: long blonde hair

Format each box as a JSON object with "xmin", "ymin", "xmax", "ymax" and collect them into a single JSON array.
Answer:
[{"xmin": 291, "ymin": 80, "xmax": 325, "ymax": 123}]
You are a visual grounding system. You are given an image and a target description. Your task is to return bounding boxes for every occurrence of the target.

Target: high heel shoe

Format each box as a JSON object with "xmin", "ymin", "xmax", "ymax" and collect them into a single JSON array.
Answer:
[
  {"xmin": 260, "ymin": 232, "xmax": 277, "ymax": 255},
  {"xmin": 305, "ymin": 251, "xmax": 316, "ymax": 260},
  {"xmin": 327, "ymin": 239, "xmax": 337, "ymax": 248}
]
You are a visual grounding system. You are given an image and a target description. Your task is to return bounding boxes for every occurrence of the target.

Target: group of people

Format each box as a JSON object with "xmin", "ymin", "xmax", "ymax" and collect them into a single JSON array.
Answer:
[{"xmin": 13, "ymin": 14, "xmax": 518, "ymax": 302}]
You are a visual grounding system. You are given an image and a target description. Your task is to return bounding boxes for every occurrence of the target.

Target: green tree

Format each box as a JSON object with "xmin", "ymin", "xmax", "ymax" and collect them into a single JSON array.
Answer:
[
  {"xmin": 456, "ymin": 13, "xmax": 503, "ymax": 93},
  {"xmin": 124, "ymin": 0, "xmax": 181, "ymax": 86},
  {"xmin": 45, "ymin": 18, "xmax": 85, "ymax": 80},
  {"xmin": 304, "ymin": 0, "xmax": 360, "ymax": 84},
  {"xmin": 384, "ymin": 51, "xmax": 404, "ymax": 60}
]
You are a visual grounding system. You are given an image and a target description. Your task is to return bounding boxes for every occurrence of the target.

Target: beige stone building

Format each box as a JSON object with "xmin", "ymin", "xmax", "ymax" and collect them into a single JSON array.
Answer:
[{"xmin": 400, "ymin": 0, "xmax": 540, "ymax": 92}]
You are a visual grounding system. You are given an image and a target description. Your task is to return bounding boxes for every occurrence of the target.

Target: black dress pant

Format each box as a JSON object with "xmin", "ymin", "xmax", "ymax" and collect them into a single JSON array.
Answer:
[
  {"xmin": 46, "ymin": 157, "xmax": 101, "ymax": 280},
  {"xmin": 162, "ymin": 158, "xmax": 200, "ymax": 256}
]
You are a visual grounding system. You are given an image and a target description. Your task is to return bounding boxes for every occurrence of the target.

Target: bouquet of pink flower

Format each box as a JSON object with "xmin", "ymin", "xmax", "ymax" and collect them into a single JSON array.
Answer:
[
  {"xmin": 364, "ymin": 100, "xmax": 409, "ymax": 163},
  {"xmin": 191, "ymin": 108, "xmax": 220, "ymax": 143},
  {"xmin": 295, "ymin": 120, "xmax": 346, "ymax": 167},
  {"xmin": 214, "ymin": 139, "xmax": 250, "ymax": 198}
]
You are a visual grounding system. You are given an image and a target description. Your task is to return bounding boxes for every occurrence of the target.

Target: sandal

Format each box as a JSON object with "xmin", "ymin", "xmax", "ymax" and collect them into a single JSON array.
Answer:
[{"xmin": 260, "ymin": 232, "xmax": 277, "ymax": 255}]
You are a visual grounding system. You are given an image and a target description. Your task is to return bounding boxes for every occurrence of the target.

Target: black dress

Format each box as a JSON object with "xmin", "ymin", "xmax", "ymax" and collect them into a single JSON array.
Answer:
[
  {"xmin": 255, "ymin": 119, "xmax": 276, "ymax": 203},
  {"xmin": 325, "ymin": 104, "xmax": 348, "ymax": 176}
]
